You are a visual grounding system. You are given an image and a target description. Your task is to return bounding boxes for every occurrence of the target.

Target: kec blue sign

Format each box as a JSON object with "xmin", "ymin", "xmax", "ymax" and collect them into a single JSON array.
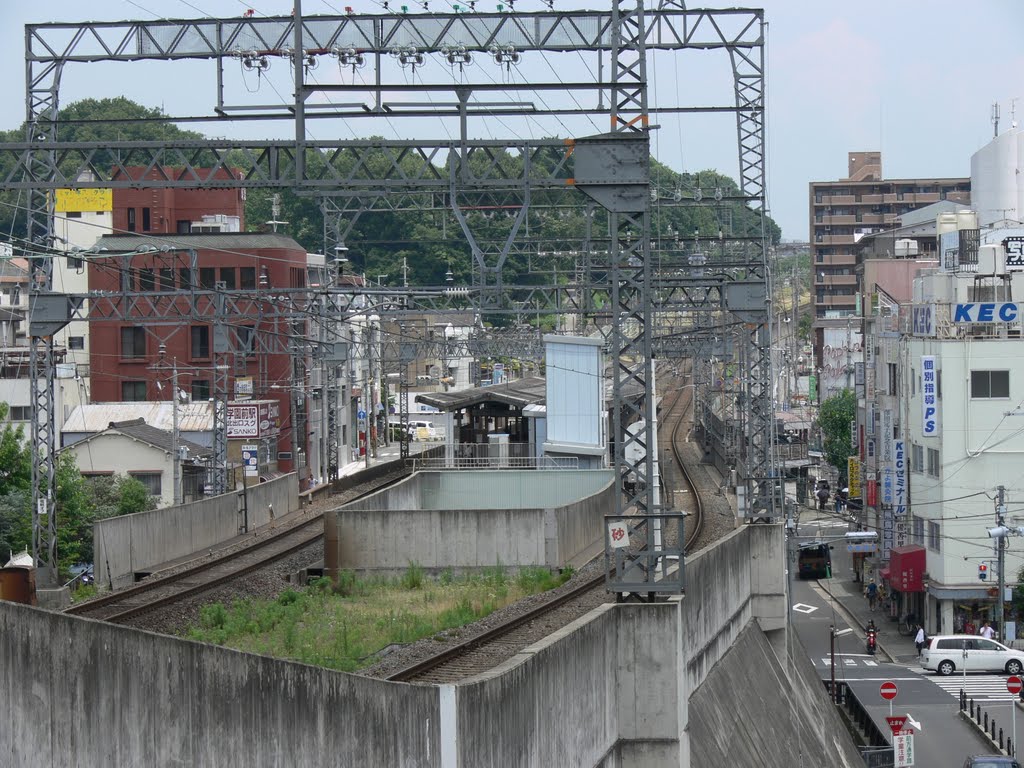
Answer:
[
  {"xmin": 912, "ymin": 306, "xmax": 934, "ymax": 336},
  {"xmin": 954, "ymin": 302, "xmax": 1019, "ymax": 323}
]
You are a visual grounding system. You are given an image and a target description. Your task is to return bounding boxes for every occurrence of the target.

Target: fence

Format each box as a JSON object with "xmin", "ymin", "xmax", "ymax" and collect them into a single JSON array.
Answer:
[
  {"xmin": 961, "ymin": 689, "xmax": 1018, "ymax": 757},
  {"xmin": 824, "ymin": 680, "xmax": 894, "ymax": 766},
  {"xmin": 413, "ymin": 456, "xmax": 578, "ymax": 471}
]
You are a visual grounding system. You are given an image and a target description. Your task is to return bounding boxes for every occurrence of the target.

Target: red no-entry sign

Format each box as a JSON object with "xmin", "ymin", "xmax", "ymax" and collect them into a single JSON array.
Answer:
[
  {"xmin": 880, "ymin": 681, "xmax": 898, "ymax": 701},
  {"xmin": 1008, "ymin": 676, "xmax": 1023, "ymax": 695}
]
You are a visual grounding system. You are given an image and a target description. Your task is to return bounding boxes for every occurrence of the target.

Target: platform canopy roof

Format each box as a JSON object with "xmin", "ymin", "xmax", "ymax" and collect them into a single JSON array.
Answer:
[{"xmin": 416, "ymin": 377, "xmax": 547, "ymax": 413}]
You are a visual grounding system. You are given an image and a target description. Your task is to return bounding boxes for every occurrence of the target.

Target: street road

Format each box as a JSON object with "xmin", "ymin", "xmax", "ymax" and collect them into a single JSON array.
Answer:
[{"xmin": 790, "ymin": 510, "xmax": 996, "ymax": 765}]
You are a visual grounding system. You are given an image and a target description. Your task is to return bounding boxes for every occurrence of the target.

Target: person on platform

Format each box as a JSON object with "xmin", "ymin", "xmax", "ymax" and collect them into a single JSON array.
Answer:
[{"xmin": 981, "ymin": 620, "xmax": 995, "ymax": 640}]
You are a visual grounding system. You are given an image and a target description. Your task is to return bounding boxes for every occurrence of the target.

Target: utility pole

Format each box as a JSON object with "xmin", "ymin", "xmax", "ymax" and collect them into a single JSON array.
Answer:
[
  {"xmin": 171, "ymin": 361, "xmax": 182, "ymax": 506},
  {"xmin": 998, "ymin": 485, "xmax": 1007, "ymax": 640}
]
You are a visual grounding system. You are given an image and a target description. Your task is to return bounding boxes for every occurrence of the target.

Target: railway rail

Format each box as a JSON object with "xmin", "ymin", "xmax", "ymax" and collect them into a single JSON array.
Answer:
[
  {"xmin": 388, "ymin": 373, "xmax": 705, "ymax": 684},
  {"xmin": 65, "ymin": 466, "xmax": 410, "ymax": 624}
]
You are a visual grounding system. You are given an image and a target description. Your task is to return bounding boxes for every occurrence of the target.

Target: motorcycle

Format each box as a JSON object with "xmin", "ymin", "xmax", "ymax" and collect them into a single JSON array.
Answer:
[{"xmin": 866, "ymin": 626, "xmax": 877, "ymax": 655}]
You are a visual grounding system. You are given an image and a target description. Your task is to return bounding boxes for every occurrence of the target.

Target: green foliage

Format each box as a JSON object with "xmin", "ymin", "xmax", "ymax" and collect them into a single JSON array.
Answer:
[
  {"xmin": 515, "ymin": 566, "xmax": 573, "ymax": 594},
  {"xmin": 401, "ymin": 561, "xmax": 425, "ymax": 590},
  {"xmin": 797, "ymin": 314, "xmax": 813, "ymax": 342},
  {"xmin": 818, "ymin": 389, "xmax": 858, "ymax": 484}
]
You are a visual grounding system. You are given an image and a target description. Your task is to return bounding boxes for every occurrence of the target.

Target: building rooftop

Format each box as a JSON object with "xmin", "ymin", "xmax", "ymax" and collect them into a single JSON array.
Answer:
[
  {"xmin": 94, "ymin": 232, "xmax": 304, "ymax": 252},
  {"xmin": 63, "ymin": 402, "xmax": 213, "ymax": 434},
  {"xmin": 417, "ymin": 376, "xmax": 548, "ymax": 411},
  {"xmin": 91, "ymin": 417, "xmax": 210, "ymax": 458}
]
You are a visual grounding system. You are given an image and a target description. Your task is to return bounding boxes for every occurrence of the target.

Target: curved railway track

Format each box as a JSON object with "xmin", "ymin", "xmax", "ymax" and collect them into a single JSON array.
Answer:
[
  {"xmin": 388, "ymin": 373, "xmax": 705, "ymax": 684},
  {"xmin": 65, "ymin": 468, "xmax": 412, "ymax": 624}
]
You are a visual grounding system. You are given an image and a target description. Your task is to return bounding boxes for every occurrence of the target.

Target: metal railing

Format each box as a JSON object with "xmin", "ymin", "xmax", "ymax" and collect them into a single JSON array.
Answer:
[
  {"xmin": 412, "ymin": 455, "xmax": 579, "ymax": 471},
  {"xmin": 961, "ymin": 689, "xmax": 1017, "ymax": 757}
]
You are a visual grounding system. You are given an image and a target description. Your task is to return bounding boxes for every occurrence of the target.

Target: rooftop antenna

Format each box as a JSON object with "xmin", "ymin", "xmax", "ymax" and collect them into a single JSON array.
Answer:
[
  {"xmin": 1012, "ymin": 97, "xmax": 1020, "ymax": 130},
  {"xmin": 992, "ymin": 101, "xmax": 1001, "ymax": 138}
]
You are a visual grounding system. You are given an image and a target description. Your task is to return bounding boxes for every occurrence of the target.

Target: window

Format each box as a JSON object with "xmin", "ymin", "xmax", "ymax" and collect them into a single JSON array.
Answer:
[
  {"xmin": 912, "ymin": 515, "xmax": 925, "ymax": 546},
  {"xmin": 121, "ymin": 381, "xmax": 147, "ymax": 401},
  {"xmin": 928, "ymin": 521, "xmax": 941, "ymax": 552},
  {"xmin": 927, "ymin": 448, "xmax": 940, "ymax": 478},
  {"xmin": 127, "ymin": 208, "xmax": 136, "ymax": 232},
  {"xmin": 190, "ymin": 325, "xmax": 210, "ymax": 359},
  {"xmin": 159, "ymin": 268, "xmax": 175, "ymax": 292},
  {"xmin": 139, "ymin": 268, "xmax": 155, "ymax": 292},
  {"xmin": 911, "ymin": 443, "xmax": 924, "ymax": 473},
  {"xmin": 236, "ymin": 325, "xmax": 256, "ymax": 357},
  {"xmin": 971, "ymin": 370, "xmax": 1010, "ymax": 398},
  {"xmin": 66, "ymin": 211, "xmax": 82, "ymax": 219},
  {"xmin": 911, "ymin": 368, "xmax": 916, "ymax": 396},
  {"xmin": 120, "ymin": 326, "xmax": 146, "ymax": 359},
  {"xmin": 142, "ymin": 207, "xmax": 151, "ymax": 231},
  {"xmin": 7, "ymin": 406, "xmax": 31, "ymax": 421},
  {"xmin": 290, "ymin": 267, "xmax": 306, "ymax": 288},
  {"xmin": 67, "ymin": 253, "xmax": 84, "ymax": 270},
  {"xmin": 179, "ymin": 267, "xmax": 193, "ymax": 290},
  {"xmin": 68, "ymin": 336, "xmax": 84, "ymax": 350},
  {"xmin": 176, "ymin": 220, "xmax": 191, "ymax": 234},
  {"xmin": 191, "ymin": 379, "xmax": 211, "ymax": 401},
  {"xmin": 888, "ymin": 363, "xmax": 898, "ymax": 396},
  {"xmin": 129, "ymin": 471, "xmax": 162, "ymax": 496},
  {"xmin": 220, "ymin": 267, "xmax": 236, "ymax": 290},
  {"xmin": 240, "ymin": 267, "xmax": 256, "ymax": 290},
  {"xmin": 199, "ymin": 267, "xmax": 216, "ymax": 290}
]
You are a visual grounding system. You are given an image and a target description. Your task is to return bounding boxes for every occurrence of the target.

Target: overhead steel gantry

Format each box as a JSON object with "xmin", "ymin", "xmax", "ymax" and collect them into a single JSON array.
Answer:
[{"xmin": 16, "ymin": 1, "xmax": 772, "ymax": 588}]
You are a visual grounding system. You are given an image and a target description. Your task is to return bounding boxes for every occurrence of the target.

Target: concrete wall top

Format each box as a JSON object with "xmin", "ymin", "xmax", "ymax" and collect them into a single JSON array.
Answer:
[{"xmin": 0, "ymin": 602, "xmax": 440, "ymax": 767}]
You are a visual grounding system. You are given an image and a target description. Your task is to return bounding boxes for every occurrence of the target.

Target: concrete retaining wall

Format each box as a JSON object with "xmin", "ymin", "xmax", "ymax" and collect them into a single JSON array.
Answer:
[
  {"xmin": 3, "ymin": 523, "xmax": 862, "ymax": 767},
  {"xmin": 95, "ymin": 473, "xmax": 299, "ymax": 590},
  {"xmin": 327, "ymin": 471, "xmax": 614, "ymax": 575},
  {"xmin": 0, "ymin": 602, "xmax": 438, "ymax": 768}
]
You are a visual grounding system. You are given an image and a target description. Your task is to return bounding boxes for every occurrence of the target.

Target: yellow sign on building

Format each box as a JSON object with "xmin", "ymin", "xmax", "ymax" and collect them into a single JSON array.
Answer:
[
  {"xmin": 847, "ymin": 456, "xmax": 861, "ymax": 498},
  {"xmin": 55, "ymin": 188, "xmax": 112, "ymax": 213}
]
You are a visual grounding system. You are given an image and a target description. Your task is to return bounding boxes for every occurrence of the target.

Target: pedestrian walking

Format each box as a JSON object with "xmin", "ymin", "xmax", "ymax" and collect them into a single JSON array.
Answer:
[
  {"xmin": 980, "ymin": 620, "xmax": 995, "ymax": 640},
  {"xmin": 914, "ymin": 625, "xmax": 926, "ymax": 657},
  {"xmin": 866, "ymin": 579, "xmax": 878, "ymax": 612}
]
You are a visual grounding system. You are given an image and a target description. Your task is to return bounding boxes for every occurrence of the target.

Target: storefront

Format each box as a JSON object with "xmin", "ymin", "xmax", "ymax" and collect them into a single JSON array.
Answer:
[{"xmin": 884, "ymin": 545, "xmax": 926, "ymax": 627}]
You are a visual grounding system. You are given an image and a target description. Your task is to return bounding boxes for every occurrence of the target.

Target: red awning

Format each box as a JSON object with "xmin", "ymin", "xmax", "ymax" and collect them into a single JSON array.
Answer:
[{"xmin": 889, "ymin": 545, "xmax": 926, "ymax": 592}]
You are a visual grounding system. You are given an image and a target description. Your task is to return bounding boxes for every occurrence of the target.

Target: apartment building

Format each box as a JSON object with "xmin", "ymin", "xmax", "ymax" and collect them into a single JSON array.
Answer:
[{"xmin": 809, "ymin": 152, "xmax": 970, "ymax": 398}]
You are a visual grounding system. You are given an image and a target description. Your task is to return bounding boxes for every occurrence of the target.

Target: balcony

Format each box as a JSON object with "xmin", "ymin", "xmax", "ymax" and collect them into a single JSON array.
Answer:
[
  {"xmin": 818, "ymin": 295, "xmax": 857, "ymax": 307},
  {"xmin": 859, "ymin": 194, "xmax": 884, "ymax": 204},
  {"xmin": 814, "ymin": 234, "xmax": 856, "ymax": 245},
  {"xmin": 815, "ymin": 254, "xmax": 858, "ymax": 267},
  {"xmin": 822, "ymin": 275, "xmax": 858, "ymax": 286},
  {"xmin": 818, "ymin": 215, "xmax": 856, "ymax": 225}
]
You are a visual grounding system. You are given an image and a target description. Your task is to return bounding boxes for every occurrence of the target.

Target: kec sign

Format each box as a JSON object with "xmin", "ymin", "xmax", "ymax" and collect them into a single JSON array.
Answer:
[{"xmin": 954, "ymin": 302, "xmax": 1019, "ymax": 323}]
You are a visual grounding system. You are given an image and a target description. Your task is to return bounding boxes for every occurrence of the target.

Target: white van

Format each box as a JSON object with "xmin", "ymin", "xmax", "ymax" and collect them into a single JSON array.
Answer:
[
  {"xmin": 922, "ymin": 634, "xmax": 1024, "ymax": 675},
  {"xmin": 408, "ymin": 420, "xmax": 437, "ymax": 440}
]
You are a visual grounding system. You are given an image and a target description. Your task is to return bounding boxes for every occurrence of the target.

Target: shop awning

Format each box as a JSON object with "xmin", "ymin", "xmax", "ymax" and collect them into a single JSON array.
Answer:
[
  {"xmin": 879, "ymin": 567, "xmax": 891, "ymax": 580},
  {"xmin": 928, "ymin": 584, "xmax": 995, "ymax": 601},
  {"xmin": 889, "ymin": 545, "xmax": 926, "ymax": 592}
]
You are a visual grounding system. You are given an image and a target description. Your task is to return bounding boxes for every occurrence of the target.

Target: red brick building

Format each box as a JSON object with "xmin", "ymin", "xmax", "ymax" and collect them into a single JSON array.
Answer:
[
  {"xmin": 87, "ymin": 231, "xmax": 310, "ymax": 473},
  {"xmin": 111, "ymin": 167, "xmax": 245, "ymax": 235}
]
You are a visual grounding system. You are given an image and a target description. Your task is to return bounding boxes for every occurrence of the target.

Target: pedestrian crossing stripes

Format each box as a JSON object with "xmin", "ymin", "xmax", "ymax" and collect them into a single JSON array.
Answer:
[
  {"xmin": 819, "ymin": 657, "xmax": 880, "ymax": 668},
  {"xmin": 910, "ymin": 667, "xmax": 1019, "ymax": 702}
]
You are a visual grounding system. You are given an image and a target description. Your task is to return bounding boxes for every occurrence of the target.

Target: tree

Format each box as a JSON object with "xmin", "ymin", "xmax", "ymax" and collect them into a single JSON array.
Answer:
[{"xmin": 818, "ymin": 389, "xmax": 857, "ymax": 484}]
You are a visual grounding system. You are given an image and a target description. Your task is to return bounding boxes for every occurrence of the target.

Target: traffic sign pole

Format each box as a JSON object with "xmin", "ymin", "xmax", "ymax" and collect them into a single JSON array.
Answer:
[
  {"xmin": 880, "ymin": 681, "xmax": 898, "ymax": 718},
  {"xmin": 1008, "ymin": 676, "xmax": 1022, "ymax": 752}
]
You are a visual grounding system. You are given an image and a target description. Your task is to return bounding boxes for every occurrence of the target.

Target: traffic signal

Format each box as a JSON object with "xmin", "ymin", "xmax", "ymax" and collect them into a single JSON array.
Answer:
[{"xmin": 979, "ymin": 563, "xmax": 989, "ymax": 581}]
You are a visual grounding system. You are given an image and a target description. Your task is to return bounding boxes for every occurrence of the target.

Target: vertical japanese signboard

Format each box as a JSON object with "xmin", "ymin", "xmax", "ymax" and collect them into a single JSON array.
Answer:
[
  {"xmin": 893, "ymin": 439, "xmax": 907, "ymax": 548},
  {"xmin": 848, "ymin": 457, "xmax": 861, "ymax": 500},
  {"xmin": 881, "ymin": 410, "xmax": 894, "ymax": 506},
  {"xmin": 921, "ymin": 355, "xmax": 939, "ymax": 437}
]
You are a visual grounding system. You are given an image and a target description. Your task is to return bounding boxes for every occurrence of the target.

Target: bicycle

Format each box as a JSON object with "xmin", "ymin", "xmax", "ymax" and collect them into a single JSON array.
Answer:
[{"xmin": 897, "ymin": 613, "xmax": 917, "ymax": 636}]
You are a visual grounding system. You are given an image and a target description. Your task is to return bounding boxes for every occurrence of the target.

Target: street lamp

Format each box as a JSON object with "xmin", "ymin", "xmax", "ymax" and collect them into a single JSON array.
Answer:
[{"xmin": 830, "ymin": 625, "xmax": 853, "ymax": 704}]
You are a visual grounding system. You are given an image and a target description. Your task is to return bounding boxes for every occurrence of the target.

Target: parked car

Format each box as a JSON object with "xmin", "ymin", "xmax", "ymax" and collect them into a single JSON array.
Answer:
[
  {"xmin": 921, "ymin": 634, "xmax": 1024, "ymax": 676},
  {"xmin": 962, "ymin": 757, "xmax": 1022, "ymax": 768}
]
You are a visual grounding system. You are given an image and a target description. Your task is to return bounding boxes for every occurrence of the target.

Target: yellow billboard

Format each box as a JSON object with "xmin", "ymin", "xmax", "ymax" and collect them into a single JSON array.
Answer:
[
  {"xmin": 847, "ymin": 456, "xmax": 861, "ymax": 498},
  {"xmin": 55, "ymin": 188, "xmax": 112, "ymax": 213}
]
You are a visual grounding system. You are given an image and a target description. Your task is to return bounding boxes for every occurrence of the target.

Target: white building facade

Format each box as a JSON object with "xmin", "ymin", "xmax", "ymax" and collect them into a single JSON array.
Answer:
[{"xmin": 903, "ymin": 249, "xmax": 1024, "ymax": 638}]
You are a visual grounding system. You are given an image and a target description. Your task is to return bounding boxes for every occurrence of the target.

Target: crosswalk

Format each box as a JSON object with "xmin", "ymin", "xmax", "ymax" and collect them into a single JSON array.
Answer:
[
  {"xmin": 817, "ymin": 655, "xmax": 880, "ymax": 668},
  {"xmin": 909, "ymin": 666, "xmax": 1019, "ymax": 702}
]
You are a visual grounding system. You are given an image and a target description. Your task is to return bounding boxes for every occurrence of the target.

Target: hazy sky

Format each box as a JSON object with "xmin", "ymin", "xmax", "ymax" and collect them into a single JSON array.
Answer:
[{"xmin": 1, "ymin": 0, "xmax": 1021, "ymax": 240}]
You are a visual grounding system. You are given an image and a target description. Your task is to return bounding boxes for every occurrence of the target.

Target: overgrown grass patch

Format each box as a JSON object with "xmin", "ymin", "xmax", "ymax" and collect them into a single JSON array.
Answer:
[{"xmin": 185, "ymin": 565, "xmax": 572, "ymax": 672}]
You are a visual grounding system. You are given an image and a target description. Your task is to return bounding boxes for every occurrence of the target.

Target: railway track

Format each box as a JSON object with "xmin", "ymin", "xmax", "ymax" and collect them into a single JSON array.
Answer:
[
  {"xmin": 66, "ymin": 467, "xmax": 411, "ymax": 624},
  {"xmin": 388, "ymin": 375, "xmax": 704, "ymax": 684}
]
